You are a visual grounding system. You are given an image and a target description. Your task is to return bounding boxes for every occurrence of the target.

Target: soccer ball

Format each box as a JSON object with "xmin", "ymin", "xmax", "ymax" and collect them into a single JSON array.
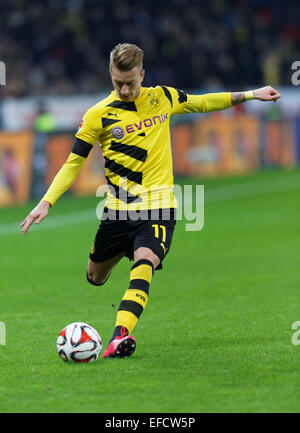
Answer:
[{"xmin": 56, "ymin": 322, "xmax": 102, "ymax": 363}]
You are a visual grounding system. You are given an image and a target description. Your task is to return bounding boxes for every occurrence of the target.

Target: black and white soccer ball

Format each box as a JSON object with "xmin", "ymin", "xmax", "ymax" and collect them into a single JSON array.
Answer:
[{"xmin": 56, "ymin": 322, "xmax": 102, "ymax": 363}]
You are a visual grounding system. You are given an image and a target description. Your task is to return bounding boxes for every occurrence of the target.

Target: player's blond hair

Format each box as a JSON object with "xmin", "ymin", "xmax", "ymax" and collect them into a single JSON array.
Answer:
[{"xmin": 109, "ymin": 43, "xmax": 144, "ymax": 72}]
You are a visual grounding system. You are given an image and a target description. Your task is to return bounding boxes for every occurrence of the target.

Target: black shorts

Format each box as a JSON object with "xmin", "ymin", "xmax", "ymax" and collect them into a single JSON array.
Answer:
[{"xmin": 89, "ymin": 207, "xmax": 177, "ymax": 270}]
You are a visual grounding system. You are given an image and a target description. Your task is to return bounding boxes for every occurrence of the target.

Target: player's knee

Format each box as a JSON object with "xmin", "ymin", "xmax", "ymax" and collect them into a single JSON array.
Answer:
[
  {"xmin": 134, "ymin": 247, "xmax": 160, "ymax": 269},
  {"xmin": 86, "ymin": 270, "xmax": 110, "ymax": 287}
]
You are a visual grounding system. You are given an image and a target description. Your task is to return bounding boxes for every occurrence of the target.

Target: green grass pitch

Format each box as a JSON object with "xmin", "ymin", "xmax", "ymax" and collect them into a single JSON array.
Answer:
[{"xmin": 0, "ymin": 168, "xmax": 299, "ymax": 413}]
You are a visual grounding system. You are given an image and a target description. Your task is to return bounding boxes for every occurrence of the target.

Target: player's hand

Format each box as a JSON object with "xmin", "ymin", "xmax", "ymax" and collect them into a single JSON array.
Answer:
[
  {"xmin": 20, "ymin": 200, "xmax": 51, "ymax": 235},
  {"xmin": 253, "ymin": 86, "xmax": 281, "ymax": 103}
]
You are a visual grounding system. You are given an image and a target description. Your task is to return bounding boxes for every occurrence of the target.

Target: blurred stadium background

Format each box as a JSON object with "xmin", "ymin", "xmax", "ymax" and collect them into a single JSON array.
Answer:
[{"xmin": 0, "ymin": 0, "xmax": 299, "ymax": 207}]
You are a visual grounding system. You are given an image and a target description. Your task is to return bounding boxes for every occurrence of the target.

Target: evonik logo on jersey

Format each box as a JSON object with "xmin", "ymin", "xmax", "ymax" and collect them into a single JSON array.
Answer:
[{"xmin": 125, "ymin": 113, "xmax": 168, "ymax": 134}]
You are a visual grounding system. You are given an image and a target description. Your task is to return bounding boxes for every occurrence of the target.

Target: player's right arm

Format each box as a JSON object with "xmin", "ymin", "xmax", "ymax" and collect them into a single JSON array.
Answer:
[
  {"xmin": 20, "ymin": 151, "xmax": 88, "ymax": 235},
  {"xmin": 20, "ymin": 106, "xmax": 101, "ymax": 235}
]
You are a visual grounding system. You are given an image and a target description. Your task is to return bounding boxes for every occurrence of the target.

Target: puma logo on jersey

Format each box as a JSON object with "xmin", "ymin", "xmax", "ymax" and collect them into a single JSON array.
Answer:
[{"xmin": 108, "ymin": 111, "xmax": 119, "ymax": 118}]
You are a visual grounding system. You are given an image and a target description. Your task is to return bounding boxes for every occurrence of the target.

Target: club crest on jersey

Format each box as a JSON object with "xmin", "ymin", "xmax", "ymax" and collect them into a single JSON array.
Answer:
[
  {"xmin": 149, "ymin": 92, "xmax": 160, "ymax": 108},
  {"xmin": 112, "ymin": 126, "xmax": 125, "ymax": 140}
]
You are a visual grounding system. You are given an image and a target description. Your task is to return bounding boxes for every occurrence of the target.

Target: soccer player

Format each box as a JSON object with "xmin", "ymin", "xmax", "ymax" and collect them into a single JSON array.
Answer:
[{"xmin": 20, "ymin": 43, "xmax": 281, "ymax": 358}]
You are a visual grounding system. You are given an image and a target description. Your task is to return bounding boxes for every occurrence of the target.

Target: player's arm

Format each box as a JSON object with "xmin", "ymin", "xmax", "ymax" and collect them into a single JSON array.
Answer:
[
  {"xmin": 20, "ymin": 143, "xmax": 91, "ymax": 235},
  {"xmin": 169, "ymin": 85, "xmax": 281, "ymax": 114},
  {"xmin": 20, "ymin": 107, "xmax": 101, "ymax": 235},
  {"xmin": 231, "ymin": 86, "xmax": 281, "ymax": 105}
]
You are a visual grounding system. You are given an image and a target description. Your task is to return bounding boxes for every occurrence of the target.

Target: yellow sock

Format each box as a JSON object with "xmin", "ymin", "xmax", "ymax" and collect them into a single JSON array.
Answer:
[{"xmin": 113, "ymin": 259, "xmax": 154, "ymax": 338}]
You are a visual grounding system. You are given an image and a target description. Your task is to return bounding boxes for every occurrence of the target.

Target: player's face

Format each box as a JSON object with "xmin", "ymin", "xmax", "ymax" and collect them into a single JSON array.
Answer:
[{"xmin": 111, "ymin": 65, "xmax": 145, "ymax": 101}]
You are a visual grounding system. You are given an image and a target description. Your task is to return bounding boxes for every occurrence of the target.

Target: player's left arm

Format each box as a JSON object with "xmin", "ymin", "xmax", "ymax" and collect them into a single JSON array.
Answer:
[
  {"xmin": 169, "ymin": 85, "xmax": 281, "ymax": 115},
  {"xmin": 231, "ymin": 86, "xmax": 281, "ymax": 105}
]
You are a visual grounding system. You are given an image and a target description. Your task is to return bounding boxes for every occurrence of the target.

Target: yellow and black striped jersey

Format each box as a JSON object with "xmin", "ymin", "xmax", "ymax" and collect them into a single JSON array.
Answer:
[{"xmin": 42, "ymin": 86, "xmax": 232, "ymax": 209}]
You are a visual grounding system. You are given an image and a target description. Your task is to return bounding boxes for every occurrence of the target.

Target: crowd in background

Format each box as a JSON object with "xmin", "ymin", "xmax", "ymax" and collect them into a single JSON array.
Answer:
[{"xmin": 0, "ymin": 0, "xmax": 299, "ymax": 97}]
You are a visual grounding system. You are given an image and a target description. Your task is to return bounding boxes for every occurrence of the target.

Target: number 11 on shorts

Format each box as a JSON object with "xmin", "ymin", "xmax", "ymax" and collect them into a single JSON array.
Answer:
[{"xmin": 152, "ymin": 224, "xmax": 166, "ymax": 242}]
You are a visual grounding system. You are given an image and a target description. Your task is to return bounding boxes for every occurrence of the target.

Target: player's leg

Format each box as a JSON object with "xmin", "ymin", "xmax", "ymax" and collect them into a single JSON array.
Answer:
[
  {"xmin": 86, "ymin": 252, "xmax": 126, "ymax": 286},
  {"xmin": 102, "ymin": 213, "xmax": 176, "ymax": 358},
  {"xmin": 102, "ymin": 251, "xmax": 156, "ymax": 358},
  {"xmin": 86, "ymin": 207, "xmax": 132, "ymax": 286},
  {"xmin": 111, "ymin": 247, "xmax": 159, "ymax": 335},
  {"xmin": 110, "ymin": 247, "xmax": 158, "ymax": 337},
  {"xmin": 103, "ymin": 247, "xmax": 160, "ymax": 358},
  {"xmin": 134, "ymin": 246, "xmax": 160, "ymax": 269}
]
